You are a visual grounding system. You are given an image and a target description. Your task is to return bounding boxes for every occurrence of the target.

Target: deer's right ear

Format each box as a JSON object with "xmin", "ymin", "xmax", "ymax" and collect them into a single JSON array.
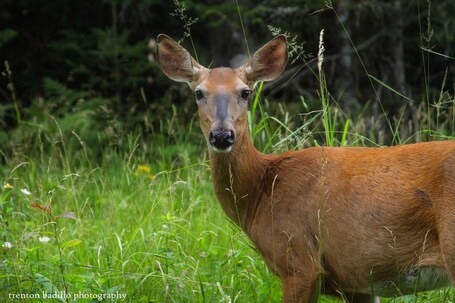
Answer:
[
  {"xmin": 156, "ymin": 34, "xmax": 202, "ymax": 85},
  {"xmin": 244, "ymin": 35, "xmax": 288, "ymax": 87}
]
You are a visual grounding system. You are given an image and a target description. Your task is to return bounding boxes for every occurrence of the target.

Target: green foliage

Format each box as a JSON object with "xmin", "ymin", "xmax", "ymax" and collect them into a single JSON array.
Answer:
[
  {"xmin": 0, "ymin": 29, "xmax": 17, "ymax": 48},
  {"xmin": 1, "ymin": 86, "xmax": 454, "ymax": 302},
  {"xmin": 0, "ymin": 120, "xmax": 283, "ymax": 302}
]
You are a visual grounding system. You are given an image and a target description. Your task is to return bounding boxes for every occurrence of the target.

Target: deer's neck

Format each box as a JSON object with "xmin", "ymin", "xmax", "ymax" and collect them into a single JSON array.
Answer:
[{"xmin": 208, "ymin": 130, "xmax": 270, "ymax": 230}]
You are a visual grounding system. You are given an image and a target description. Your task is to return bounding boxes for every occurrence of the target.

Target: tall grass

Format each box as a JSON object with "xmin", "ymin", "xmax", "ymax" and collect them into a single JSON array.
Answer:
[
  {"xmin": 0, "ymin": 119, "xmax": 283, "ymax": 302},
  {"xmin": 247, "ymin": 2, "xmax": 454, "ymax": 302}
]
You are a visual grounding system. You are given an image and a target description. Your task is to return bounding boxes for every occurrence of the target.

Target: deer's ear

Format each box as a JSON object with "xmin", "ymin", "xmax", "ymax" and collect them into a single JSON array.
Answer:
[
  {"xmin": 243, "ymin": 35, "xmax": 288, "ymax": 86},
  {"xmin": 156, "ymin": 34, "xmax": 203, "ymax": 85}
]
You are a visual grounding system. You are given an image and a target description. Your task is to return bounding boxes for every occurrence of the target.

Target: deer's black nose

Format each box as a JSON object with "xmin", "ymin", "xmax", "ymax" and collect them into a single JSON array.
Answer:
[{"xmin": 209, "ymin": 129, "xmax": 235, "ymax": 151}]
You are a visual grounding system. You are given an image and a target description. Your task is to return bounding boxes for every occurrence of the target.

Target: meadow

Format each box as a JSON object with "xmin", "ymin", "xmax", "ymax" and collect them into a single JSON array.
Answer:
[
  {"xmin": 1, "ymin": 72, "xmax": 455, "ymax": 303},
  {"xmin": 0, "ymin": 114, "xmax": 282, "ymax": 302}
]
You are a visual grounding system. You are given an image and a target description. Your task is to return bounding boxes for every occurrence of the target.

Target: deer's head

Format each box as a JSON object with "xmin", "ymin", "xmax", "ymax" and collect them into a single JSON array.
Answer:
[{"xmin": 156, "ymin": 34, "xmax": 288, "ymax": 152}]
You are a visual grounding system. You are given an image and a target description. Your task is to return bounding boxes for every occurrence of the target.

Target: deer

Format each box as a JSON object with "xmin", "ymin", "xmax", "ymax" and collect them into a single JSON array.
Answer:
[{"xmin": 156, "ymin": 33, "xmax": 455, "ymax": 303}]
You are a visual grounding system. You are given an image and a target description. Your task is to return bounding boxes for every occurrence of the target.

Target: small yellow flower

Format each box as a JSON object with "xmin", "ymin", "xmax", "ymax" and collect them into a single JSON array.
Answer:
[
  {"xmin": 134, "ymin": 165, "xmax": 154, "ymax": 180},
  {"xmin": 137, "ymin": 165, "xmax": 151, "ymax": 174},
  {"xmin": 3, "ymin": 183, "xmax": 13, "ymax": 189}
]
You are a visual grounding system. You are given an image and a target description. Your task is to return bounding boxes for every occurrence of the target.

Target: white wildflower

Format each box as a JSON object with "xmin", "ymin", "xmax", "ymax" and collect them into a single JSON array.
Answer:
[
  {"xmin": 2, "ymin": 242, "xmax": 13, "ymax": 251},
  {"xmin": 39, "ymin": 236, "xmax": 51, "ymax": 243},
  {"xmin": 20, "ymin": 188, "xmax": 31, "ymax": 195}
]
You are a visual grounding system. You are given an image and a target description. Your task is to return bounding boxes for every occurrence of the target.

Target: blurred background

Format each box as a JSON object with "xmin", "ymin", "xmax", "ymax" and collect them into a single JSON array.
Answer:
[{"xmin": 0, "ymin": 0, "xmax": 454, "ymax": 158}]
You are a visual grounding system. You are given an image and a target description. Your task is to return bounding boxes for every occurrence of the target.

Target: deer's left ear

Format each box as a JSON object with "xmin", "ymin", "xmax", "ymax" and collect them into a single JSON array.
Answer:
[
  {"xmin": 243, "ymin": 35, "xmax": 288, "ymax": 86},
  {"xmin": 156, "ymin": 34, "xmax": 203, "ymax": 85}
]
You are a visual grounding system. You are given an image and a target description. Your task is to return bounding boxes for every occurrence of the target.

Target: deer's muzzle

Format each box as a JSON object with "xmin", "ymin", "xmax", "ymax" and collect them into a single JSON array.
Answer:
[{"xmin": 209, "ymin": 128, "xmax": 235, "ymax": 152}]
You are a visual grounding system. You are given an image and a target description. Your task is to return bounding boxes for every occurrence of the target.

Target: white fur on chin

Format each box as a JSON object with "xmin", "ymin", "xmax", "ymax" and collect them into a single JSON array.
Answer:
[{"xmin": 207, "ymin": 142, "xmax": 232, "ymax": 153}]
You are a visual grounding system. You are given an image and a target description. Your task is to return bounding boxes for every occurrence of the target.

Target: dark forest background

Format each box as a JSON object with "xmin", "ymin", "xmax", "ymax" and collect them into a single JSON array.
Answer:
[{"xmin": 0, "ymin": 0, "xmax": 454, "ymax": 156}]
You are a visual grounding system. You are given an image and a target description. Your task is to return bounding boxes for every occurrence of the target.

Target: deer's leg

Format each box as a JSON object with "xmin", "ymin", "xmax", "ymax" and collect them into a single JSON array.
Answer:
[
  {"xmin": 282, "ymin": 274, "xmax": 319, "ymax": 303},
  {"xmin": 344, "ymin": 293, "xmax": 381, "ymax": 303},
  {"xmin": 438, "ymin": 179, "xmax": 455, "ymax": 284},
  {"xmin": 439, "ymin": 209, "xmax": 455, "ymax": 284}
]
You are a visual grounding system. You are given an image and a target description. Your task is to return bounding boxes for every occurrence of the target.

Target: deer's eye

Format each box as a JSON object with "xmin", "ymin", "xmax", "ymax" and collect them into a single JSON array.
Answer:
[
  {"xmin": 195, "ymin": 90, "xmax": 204, "ymax": 100},
  {"xmin": 240, "ymin": 89, "xmax": 252, "ymax": 99}
]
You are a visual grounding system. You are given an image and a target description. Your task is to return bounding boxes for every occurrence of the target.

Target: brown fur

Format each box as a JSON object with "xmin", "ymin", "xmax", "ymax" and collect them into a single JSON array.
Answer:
[{"xmin": 156, "ymin": 34, "xmax": 455, "ymax": 303}]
